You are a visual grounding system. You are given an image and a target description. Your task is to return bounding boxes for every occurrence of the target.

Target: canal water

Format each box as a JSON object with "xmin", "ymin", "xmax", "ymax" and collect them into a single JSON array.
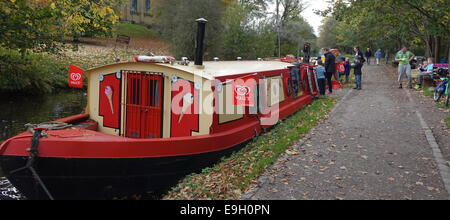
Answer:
[{"xmin": 0, "ymin": 90, "xmax": 87, "ymax": 200}]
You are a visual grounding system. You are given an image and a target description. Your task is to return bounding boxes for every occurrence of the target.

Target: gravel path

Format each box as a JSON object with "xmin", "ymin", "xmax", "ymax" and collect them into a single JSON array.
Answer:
[{"xmin": 248, "ymin": 64, "xmax": 449, "ymax": 200}]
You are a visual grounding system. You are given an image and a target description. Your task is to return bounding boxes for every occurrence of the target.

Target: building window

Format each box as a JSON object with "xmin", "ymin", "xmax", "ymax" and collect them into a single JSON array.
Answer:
[
  {"xmin": 145, "ymin": 0, "xmax": 151, "ymax": 11},
  {"xmin": 131, "ymin": 0, "xmax": 138, "ymax": 12}
]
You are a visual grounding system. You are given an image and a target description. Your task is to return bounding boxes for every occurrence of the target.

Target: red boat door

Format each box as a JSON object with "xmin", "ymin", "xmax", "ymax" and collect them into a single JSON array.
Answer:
[{"xmin": 125, "ymin": 71, "xmax": 163, "ymax": 139}]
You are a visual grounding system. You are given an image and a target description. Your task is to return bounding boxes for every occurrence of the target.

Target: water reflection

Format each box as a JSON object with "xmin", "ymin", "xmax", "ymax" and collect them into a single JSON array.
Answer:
[
  {"xmin": 0, "ymin": 177, "xmax": 25, "ymax": 200},
  {"xmin": 0, "ymin": 90, "xmax": 86, "ymax": 142}
]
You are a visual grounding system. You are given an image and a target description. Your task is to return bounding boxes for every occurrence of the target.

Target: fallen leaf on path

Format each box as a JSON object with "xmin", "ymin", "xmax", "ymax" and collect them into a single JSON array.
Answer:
[{"xmin": 286, "ymin": 149, "xmax": 300, "ymax": 155}]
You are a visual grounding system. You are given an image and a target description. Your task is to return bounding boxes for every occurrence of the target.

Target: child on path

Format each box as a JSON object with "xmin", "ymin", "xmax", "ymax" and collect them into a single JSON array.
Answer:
[
  {"xmin": 314, "ymin": 60, "xmax": 327, "ymax": 97},
  {"xmin": 344, "ymin": 58, "xmax": 351, "ymax": 84},
  {"xmin": 351, "ymin": 57, "xmax": 364, "ymax": 90}
]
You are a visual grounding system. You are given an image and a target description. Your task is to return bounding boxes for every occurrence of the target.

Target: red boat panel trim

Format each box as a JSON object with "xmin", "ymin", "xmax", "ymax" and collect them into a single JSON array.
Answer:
[{"xmin": 99, "ymin": 73, "xmax": 121, "ymax": 130}]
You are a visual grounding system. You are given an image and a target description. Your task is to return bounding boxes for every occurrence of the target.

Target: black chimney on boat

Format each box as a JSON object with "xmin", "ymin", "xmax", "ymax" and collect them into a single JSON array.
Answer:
[{"xmin": 195, "ymin": 18, "xmax": 208, "ymax": 67}]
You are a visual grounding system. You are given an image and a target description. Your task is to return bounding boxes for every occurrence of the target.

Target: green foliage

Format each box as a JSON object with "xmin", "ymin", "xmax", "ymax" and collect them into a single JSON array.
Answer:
[
  {"xmin": 0, "ymin": 0, "xmax": 62, "ymax": 54},
  {"xmin": 150, "ymin": 0, "xmax": 225, "ymax": 60},
  {"xmin": 53, "ymin": 0, "xmax": 125, "ymax": 39},
  {"xmin": 0, "ymin": 48, "xmax": 69, "ymax": 94},
  {"xmin": 445, "ymin": 117, "xmax": 450, "ymax": 129},
  {"xmin": 152, "ymin": 0, "xmax": 316, "ymax": 60},
  {"xmin": 318, "ymin": 0, "xmax": 450, "ymax": 59},
  {"xmin": 221, "ymin": 2, "xmax": 276, "ymax": 60},
  {"xmin": 0, "ymin": 0, "xmax": 125, "ymax": 54}
]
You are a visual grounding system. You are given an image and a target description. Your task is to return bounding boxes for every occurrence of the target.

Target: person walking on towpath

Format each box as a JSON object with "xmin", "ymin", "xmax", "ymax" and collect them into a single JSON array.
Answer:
[
  {"xmin": 395, "ymin": 46, "xmax": 415, "ymax": 89},
  {"xmin": 375, "ymin": 49, "xmax": 382, "ymax": 65},
  {"xmin": 385, "ymin": 50, "xmax": 389, "ymax": 65},
  {"xmin": 365, "ymin": 48, "xmax": 372, "ymax": 65},
  {"xmin": 323, "ymin": 48, "xmax": 336, "ymax": 94}
]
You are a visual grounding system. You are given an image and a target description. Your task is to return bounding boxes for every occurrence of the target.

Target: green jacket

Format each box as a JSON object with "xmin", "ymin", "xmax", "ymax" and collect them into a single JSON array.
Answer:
[{"xmin": 395, "ymin": 51, "xmax": 414, "ymax": 66}]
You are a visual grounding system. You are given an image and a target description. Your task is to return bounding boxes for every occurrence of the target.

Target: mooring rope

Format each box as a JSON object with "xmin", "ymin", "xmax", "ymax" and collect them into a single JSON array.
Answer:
[{"xmin": 24, "ymin": 122, "xmax": 72, "ymax": 135}]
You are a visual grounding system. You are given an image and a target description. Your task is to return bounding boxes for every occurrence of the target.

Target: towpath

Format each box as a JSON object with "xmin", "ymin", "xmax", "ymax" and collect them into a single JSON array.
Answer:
[{"xmin": 247, "ymin": 64, "xmax": 450, "ymax": 200}]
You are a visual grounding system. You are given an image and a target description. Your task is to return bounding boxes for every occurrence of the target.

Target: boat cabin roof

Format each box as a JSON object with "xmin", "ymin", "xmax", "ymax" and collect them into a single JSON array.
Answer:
[{"xmin": 86, "ymin": 60, "xmax": 294, "ymax": 80}]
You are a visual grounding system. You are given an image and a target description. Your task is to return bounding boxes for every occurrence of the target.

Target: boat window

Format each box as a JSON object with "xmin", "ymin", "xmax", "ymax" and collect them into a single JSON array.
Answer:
[
  {"xmin": 217, "ymin": 83, "xmax": 244, "ymax": 124},
  {"xmin": 265, "ymin": 75, "xmax": 285, "ymax": 107},
  {"xmin": 290, "ymin": 67, "xmax": 302, "ymax": 98},
  {"xmin": 286, "ymin": 78, "xmax": 292, "ymax": 96}
]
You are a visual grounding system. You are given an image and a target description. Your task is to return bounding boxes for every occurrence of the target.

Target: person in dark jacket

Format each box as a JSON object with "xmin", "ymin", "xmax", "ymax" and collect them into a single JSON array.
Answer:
[
  {"xmin": 365, "ymin": 48, "xmax": 372, "ymax": 65},
  {"xmin": 351, "ymin": 56, "xmax": 364, "ymax": 90},
  {"xmin": 323, "ymin": 48, "xmax": 336, "ymax": 94},
  {"xmin": 354, "ymin": 46, "xmax": 365, "ymax": 63}
]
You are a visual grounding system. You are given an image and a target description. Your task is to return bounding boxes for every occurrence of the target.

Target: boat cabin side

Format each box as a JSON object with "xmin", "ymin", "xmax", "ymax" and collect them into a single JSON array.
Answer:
[
  {"xmin": 85, "ymin": 62, "xmax": 213, "ymax": 139},
  {"xmin": 84, "ymin": 61, "xmax": 318, "ymax": 139}
]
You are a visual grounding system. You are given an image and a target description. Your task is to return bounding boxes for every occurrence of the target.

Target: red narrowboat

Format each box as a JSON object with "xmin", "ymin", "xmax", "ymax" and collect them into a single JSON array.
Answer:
[{"xmin": 0, "ymin": 19, "xmax": 320, "ymax": 200}]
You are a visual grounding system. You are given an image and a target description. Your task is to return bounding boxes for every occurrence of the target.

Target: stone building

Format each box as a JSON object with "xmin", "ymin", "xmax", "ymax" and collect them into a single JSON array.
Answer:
[{"xmin": 120, "ymin": 0, "xmax": 153, "ymax": 26}]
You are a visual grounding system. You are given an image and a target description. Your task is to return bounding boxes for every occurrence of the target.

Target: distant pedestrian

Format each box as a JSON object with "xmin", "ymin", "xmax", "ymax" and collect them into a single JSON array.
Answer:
[
  {"xmin": 395, "ymin": 45, "xmax": 415, "ymax": 89},
  {"xmin": 351, "ymin": 56, "xmax": 364, "ymax": 90},
  {"xmin": 385, "ymin": 50, "xmax": 389, "ymax": 64},
  {"xmin": 323, "ymin": 48, "xmax": 336, "ymax": 94},
  {"xmin": 365, "ymin": 48, "xmax": 372, "ymax": 65},
  {"xmin": 375, "ymin": 49, "xmax": 382, "ymax": 65},
  {"xmin": 314, "ymin": 60, "xmax": 326, "ymax": 96},
  {"xmin": 344, "ymin": 58, "xmax": 351, "ymax": 84}
]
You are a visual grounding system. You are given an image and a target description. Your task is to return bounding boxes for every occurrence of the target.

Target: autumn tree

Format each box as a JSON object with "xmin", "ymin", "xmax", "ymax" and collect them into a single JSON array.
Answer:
[
  {"xmin": 150, "ymin": 0, "xmax": 225, "ymax": 59},
  {"xmin": 319, "ymin": 0, "xmax": 450, "ymax": 61},
  {"xmin": 0, "ymin": 0, "xmax": 124, "ymax": 54}
]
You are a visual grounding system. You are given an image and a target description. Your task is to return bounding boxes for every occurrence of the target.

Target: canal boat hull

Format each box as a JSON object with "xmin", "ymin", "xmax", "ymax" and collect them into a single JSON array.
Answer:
[{"xmin": 0, "ymin": 142, "xmax": 247, "ymax": 200}]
